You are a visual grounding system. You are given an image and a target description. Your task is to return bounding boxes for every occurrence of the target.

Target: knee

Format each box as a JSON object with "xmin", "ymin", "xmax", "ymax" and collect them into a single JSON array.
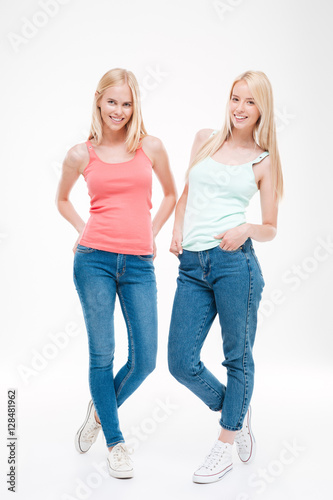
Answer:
[
  {"xmin": 90, "ymin": 351, "xmax": 114, "ymax": 370},
  {"xmin": 134, "ymin": 354, "xmax": 156, "ymax": 381},
  {"xmin": 168, "ymin": 354, "xmax": 191, "ymax": 383}
]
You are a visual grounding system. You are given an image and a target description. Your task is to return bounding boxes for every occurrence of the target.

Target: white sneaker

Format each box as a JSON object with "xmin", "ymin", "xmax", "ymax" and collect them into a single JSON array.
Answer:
[
  {"xmin": 193, "ymin": 440, "xmax": 233, "ymax": 484},
  {"xmin": 107, "ymin": 443, "xmax": 134, "ymax": 479},
  {"xmin": 74, "ymin": 400, "xmax": 102, "ymax": 454},
  {"xmin": 234, "ymin": 405, "xmax": 256, "ymax": 464}
]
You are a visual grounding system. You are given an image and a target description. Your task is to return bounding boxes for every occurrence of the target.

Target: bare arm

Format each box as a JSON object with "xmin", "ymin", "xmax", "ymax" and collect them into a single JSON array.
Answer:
[
  {"xmin": 170, "ymin": 128, "xmax": 214, "ymax": 256},
  {"xmin": 55, "ymin": 143, "xmax": 89, "ymax": 252},
  {"xmin": 246, "ymin": 158, "xmax": 278, "ymax": 241},
  {"xmin": 142, "ymin": 136, "xmax": 177, "ymax": 257}
]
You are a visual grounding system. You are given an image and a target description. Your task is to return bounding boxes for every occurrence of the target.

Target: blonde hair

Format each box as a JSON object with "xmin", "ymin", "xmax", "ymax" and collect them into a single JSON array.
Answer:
[
  {"xmin": 89, "ymin": 68, "xmax": 147, "ymax": 153},
  {"xmin": 187, "ymin": 70, "xmax": 284, "ymax": 200}
]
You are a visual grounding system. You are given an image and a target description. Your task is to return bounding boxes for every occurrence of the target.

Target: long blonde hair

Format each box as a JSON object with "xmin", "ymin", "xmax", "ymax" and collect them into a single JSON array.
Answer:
[
  {"xmin": 89, "ymin": 68, "xmax": 147, "ymax": 153},
  {"xmin": 186, "ymin": 70, "xmax": 284, "ymax": 200}
]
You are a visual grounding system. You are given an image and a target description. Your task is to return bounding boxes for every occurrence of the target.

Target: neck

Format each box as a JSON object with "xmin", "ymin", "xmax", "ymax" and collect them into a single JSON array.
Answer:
[
  {"xmin": 228, "ymin": 127, "xmax": 256, "ymax": 148},
  {"xmin": 100, "ymin": 126, "xmax": 127, "ymax": 146}
]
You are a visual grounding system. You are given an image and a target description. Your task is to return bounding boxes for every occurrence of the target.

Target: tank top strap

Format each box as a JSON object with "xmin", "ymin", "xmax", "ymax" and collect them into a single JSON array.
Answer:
[
  {"xmin": 251, "ymin": 151, "xmax": 269, "ymax": 165},
  {"xmin": 86, "ymin": 139, "xmax": 98, "ymax": 160},
  {"xmin": 209, "ymin": 129, "xmax": 218, "ymax": 139}
]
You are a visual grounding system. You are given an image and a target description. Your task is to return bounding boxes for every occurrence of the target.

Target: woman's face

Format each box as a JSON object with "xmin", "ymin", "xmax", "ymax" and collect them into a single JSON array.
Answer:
[
  {"xmin": 229, "ymin": 80, "xmax": 260, "ymax": 131},
  {"xmin": 98, "ymin": 83, "xmax": 133, "ymax": 131}
]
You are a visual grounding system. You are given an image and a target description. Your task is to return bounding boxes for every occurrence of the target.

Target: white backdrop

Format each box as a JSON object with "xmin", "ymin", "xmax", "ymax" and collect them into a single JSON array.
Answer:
[{"xmin": 1, "ymin": 1, "xmax": 332, "ymax": 499}]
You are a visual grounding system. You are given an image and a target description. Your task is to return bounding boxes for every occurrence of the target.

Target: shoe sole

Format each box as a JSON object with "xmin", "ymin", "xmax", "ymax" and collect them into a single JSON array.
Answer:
[
  {"xmin": 240, "ymin": 405, "xmax": 256, "ymax": 464},
  {"xmin": 107, "ymin": 460, "xmax": 134, "ymax": 479},
  {"xmin": 74, "ymin": 400, "xmax": 96, "ymax": 454},
  {"xmin": 193, "ymin": 464, "xmax": 233, "ymax": 484}
]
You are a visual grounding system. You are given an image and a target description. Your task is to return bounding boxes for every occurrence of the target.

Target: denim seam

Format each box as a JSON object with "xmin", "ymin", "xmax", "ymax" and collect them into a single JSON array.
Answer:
[
  {"xmin": 115, "ymin": 287, "xmax": 135, "ymax": 399},
  {"xmin": 106, "ymin": 438, "xmax": 125, "ymax": 447},
  {"xmin": 216, "ymin": 245, "xmax": 243, "ymax": 255},
  {"xmin": 239, "ymin": 251, "xmax": 254, "ymax": 427},
  {"xmin": 198, "ymin": 251, "xmax": 212, "ymax": 283},
  {"xmin": 76, "ymin": 248, "xmax": 97, "ymax": 253},
  {"xmin": 137, "ymin": 255, "xmax": 154, "ymax": 261},
  {"xmin": 116, "ymin": 255, "xmax": 126, "ymax": 279},
  {"xmin": 190, "ymin": 297, "xmax": 222, "ymax": 403},
  {"xmin": 251, "ymin": 246, "xmax": 264, "ymax": 278}
]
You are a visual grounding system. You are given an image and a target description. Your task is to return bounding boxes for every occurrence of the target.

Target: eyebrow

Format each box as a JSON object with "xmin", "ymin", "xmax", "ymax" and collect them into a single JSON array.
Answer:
[{"xmin": 232, "ymin": 94, "xmax": 255, "ymax": 100}]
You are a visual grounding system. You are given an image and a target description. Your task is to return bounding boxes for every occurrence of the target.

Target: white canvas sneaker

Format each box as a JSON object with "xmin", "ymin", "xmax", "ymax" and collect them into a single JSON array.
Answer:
[
  {"xmin": 74, "ymin": 400, "xmax": 102, "ymax": 453},
  {"xmin": 234, "ymin": 405, "xmax": 256, "ymax": 464},
  {"xmin": 107, "ymin": 443, "xmax": 134, "ymax": 479},
  {"xmin": 193, "ymin": 440, "xmax": 233, "ymax": 484}
]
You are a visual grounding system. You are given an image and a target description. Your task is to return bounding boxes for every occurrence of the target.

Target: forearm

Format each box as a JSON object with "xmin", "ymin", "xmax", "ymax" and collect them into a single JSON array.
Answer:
[
  {"xmin": 152, "ymin": 194, "xmax": 177, "ymax": 238},
  {"xmin": 172, "ymin": 195, "xmax": 187, "ymax": 236},
  {"xmin": 245, "ymin": 222, "xmax": 277, "ymax": 242},
  {"xmin": 57, "ymin": 200, "xmax": 86, "ymax": 234}
]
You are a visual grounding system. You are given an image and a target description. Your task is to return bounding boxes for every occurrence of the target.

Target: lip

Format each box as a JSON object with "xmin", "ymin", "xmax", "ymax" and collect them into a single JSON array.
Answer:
[
  {"xmin": 234, "ymin": 114, "xmax": 247, "ymax": 123},
  {"xmin": 110, "ymin": 116, "xmax": 124, "ymax": 123}
]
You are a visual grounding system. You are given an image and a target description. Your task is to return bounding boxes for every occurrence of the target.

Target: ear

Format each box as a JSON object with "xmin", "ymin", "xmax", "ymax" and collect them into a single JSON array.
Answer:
[{"xmin": 95, "ymin": 90, "xmax": 100, "ymax": 98}]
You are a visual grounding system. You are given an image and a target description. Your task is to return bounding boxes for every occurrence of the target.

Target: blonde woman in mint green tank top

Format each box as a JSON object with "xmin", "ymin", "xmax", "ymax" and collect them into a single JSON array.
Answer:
[{"xmin": 168, "ymin": 71, "xmax": 283, "ymax": 484}]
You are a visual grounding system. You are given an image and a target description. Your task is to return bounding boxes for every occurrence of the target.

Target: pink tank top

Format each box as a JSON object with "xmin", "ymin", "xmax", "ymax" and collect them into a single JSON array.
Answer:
[{"xmin": 78, "ymin": 140, "xmax": 153, "ymax": 255}]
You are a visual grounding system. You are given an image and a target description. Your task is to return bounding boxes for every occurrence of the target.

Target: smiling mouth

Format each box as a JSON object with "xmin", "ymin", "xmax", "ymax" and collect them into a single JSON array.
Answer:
[
  {"xmin": 110, "ymin": 116, "xmax": 124, "ymax": 123},
  {"xmin": 234, "ymin": 115, "xmax": 247, "ymax": 120}
]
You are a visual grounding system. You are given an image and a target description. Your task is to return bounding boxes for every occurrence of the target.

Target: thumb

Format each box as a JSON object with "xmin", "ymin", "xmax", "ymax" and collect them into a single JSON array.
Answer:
[{"xmin": 214, "ymin": 232, "xmax": 225, "ymax": 239}]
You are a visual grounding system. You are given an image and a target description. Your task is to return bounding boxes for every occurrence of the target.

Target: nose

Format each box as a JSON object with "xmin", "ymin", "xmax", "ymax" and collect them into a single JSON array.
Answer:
[
  {"xmin": 114, "ymin": 105, "xmax": 122, "ymax": 116},
  {"xmin": 235, "ymin": 101, "xmax": 244, "ymax": 114}
]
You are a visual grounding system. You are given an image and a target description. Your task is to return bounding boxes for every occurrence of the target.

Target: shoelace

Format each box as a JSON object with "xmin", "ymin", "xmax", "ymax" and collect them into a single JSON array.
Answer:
[
  {"xmin": 82, "ymin": 421, "xmax": 100, "ymax": 443},
  {"xmin": 235, "ymin": 429, "xmax": 249, "ymax": 452},
  {"xmin": 201, "ymin": 443, "xmax": 227, "ymax": 470},
  {"xmin": 112, "ymin": 445, "xmax": 133, "ymax": 467}
]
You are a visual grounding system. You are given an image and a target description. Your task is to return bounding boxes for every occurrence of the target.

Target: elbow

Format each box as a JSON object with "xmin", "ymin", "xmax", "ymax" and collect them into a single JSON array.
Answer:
[
  {"xmin": 269, "ymin": 224, "xmax": 277, "ymax": 241},
  {"xmin": 166, "ymin": 192, "xmax": 177, "ymax": 211},
  {"xmin": 55, "ymin": 195, "xmax": 62, "ymax": 212},
  {"xmin": 55, "ymin": 197, "xmax": 68, "ymax": 214}
]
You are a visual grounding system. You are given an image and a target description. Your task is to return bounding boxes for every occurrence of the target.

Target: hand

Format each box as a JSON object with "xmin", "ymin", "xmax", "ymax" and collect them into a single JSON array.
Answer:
[
  {"xmin": 214, "ymin": 224, "xmax": 250, "ymax": 251},
  {"xmin": 169, "ymin": 230, "xmax": 183, "ymax": 256}
]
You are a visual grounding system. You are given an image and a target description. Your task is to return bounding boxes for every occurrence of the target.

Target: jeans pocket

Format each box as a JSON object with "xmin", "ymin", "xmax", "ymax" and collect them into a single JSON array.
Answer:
[
  {"xmin": 76, "ymin": 244, "xmax": 97, "ymax": 254},
  {"xmin": 216, "ymin": 244, "xmax": 242, "ymax": 254},
  {"xmin": 137, "ymin": 253, "xmax": 154, "ymax": 261}
]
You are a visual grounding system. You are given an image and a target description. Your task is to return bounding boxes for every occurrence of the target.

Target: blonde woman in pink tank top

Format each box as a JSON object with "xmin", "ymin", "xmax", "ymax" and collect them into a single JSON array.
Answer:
[{"xmin": 56, "ymin": 68, "xmax": 177, "ymax": 479}]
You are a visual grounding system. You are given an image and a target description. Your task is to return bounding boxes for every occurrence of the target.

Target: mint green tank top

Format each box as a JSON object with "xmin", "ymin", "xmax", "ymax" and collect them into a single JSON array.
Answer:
[{"xmin": 182, "ymin": 140, "xmax": 269, "ymax": 252}]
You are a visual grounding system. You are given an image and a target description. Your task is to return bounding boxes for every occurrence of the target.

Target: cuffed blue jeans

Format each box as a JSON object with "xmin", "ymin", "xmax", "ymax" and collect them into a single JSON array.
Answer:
[
  {"xmin": 73, "ymin": 244, "xmax": 158, "ymax": 447},
  {"xmin": 168, "ymin": 238, "xmax": 264, "ymax": 431}
]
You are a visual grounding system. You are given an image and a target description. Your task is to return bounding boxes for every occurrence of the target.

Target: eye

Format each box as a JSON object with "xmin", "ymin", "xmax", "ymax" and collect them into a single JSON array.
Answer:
[
  {"xmin": 123, "ymin": 103, "xmax": 132, "ymax": 107},
  {"xmin": 231, "ymin": 97, "xmax": 238, "ymax": 102},
  {"xmin": 247, "ymin": 101, "xmax": 255, "ymax": 105},
  {"xmin": 108, "ymin": 100, "xmax": 115, "ymax": 104}
]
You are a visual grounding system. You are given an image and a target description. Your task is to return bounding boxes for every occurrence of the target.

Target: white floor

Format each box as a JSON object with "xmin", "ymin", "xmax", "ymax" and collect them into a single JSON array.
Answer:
[{"xmin": 1, "ymin": 361, "xmax": 332, "ymax": 500}]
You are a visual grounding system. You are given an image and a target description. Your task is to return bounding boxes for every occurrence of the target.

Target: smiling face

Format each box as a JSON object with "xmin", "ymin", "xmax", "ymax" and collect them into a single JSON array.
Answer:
[
  {"xmin": 229, "ymin": 80, "xmax": 261, "ymax": 131},
  {"xmin": 98, "ymin": 83, "xmax": 133, "ymax": 131}
]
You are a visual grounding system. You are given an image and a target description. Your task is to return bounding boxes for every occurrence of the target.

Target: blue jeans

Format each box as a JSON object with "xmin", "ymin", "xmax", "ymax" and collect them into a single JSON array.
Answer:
[
  {"xmin": 168, "ymin": 238, "xmax": 264, "ymax": 431},
  {"xmin": 73, "ymin": 244, "xmax": 158, "ymax": 447}
]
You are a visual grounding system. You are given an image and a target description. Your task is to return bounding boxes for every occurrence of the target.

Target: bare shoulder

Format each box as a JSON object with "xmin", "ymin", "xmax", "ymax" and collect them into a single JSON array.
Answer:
[
  {"xmin": 189, "ymin": 128, "xmax": 215, "ymax": 159},
  {"xmin": 64, "ymin": 142, "xmax": 90, "ymax": 173},
  {"xmin": 256, "ymin": 154, "xmax": 272, "ymax": 188},
  {"xmin": 193, "ymin": 128, "xmax": 215, "ymax": 148},
  {"xmin": 195, "ymin": 128, "xmax": 215, "ymax": 141},
  {"xmin": 141, "ymin": 135, "xmax": 164, "ymax": 153},
  {"xmin": 258, "ymin": 153, "xmax": 271, "ymax": 168}
]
